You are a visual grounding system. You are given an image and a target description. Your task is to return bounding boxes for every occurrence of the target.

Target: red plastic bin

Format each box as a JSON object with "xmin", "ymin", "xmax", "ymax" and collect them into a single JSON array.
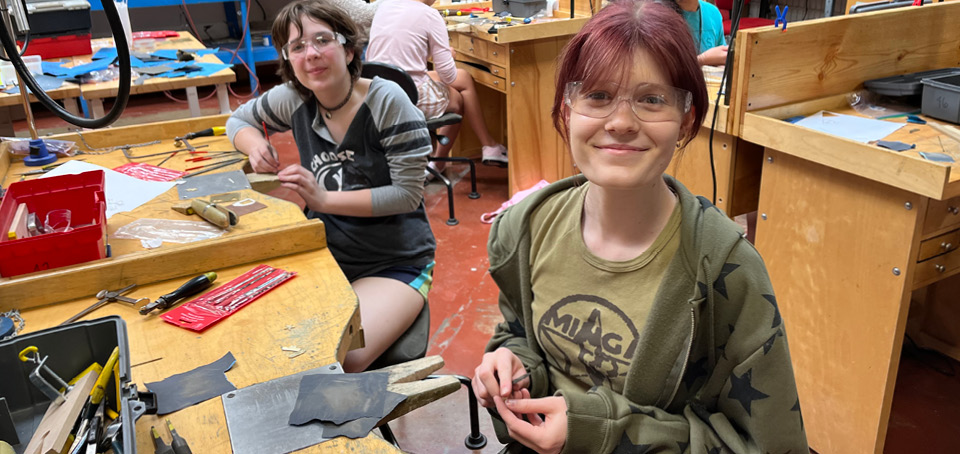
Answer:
[
  {"xmin": 18, "ymin": 34, "xmax": 92, "ymax": 60},
  {"xmin": 0, "ymin": 170, "xmax": 106, "ymax": 277}
]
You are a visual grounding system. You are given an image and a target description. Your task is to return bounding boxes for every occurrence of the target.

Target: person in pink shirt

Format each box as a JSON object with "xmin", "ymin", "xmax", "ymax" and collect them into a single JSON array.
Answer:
[{"xmin": 367, "ymin": 0, "xmax": 509, "ymax": 171}]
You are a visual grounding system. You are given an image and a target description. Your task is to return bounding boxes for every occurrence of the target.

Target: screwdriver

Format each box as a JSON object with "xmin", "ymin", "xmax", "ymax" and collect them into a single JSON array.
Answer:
[
  {"xmin": 182, "ymin": 126, "xmax": 226, "ymax": 141},
  {"xmin": 166, "ymin": 419, "xmax": 193, "ymax": 454},
  {"xmin": 151, "ymin": 426, "xmax": 175, "ymax": 454},
  {"xmin": 139, "ymin": 272, "xmax": 217, "ymax": 315}
]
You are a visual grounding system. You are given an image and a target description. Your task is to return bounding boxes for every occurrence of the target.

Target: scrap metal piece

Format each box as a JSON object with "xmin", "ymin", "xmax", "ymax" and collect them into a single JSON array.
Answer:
[{"xmin": 176, "ymin": 170, "xmax": 251, "ymax": 200}]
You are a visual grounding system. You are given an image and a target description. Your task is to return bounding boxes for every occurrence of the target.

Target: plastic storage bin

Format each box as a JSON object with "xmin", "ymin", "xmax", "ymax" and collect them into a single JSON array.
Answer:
[
  {"xmin": 0, "ymin": 55, "xmax": 41, "ymax": 87},
  {"xmin": 493, "ymin": 0, "xmax": 547, "ymax": 17},
  {"xmin": 922, "ymin": 74, "xmax": 960, "ymax": 124},
  {"xmin": 0, "ymin": 170, "xmax": 106, "ymax": 277},
  {"xmin": 0, "ymin": 316, "xmax": 139, "ymax": 453}
]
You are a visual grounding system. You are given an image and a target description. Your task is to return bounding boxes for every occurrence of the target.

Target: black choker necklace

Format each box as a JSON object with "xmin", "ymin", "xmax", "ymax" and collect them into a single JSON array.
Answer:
[{"xmin": 319, "ymin": 79, "xmax": 355, "ymax": 119}]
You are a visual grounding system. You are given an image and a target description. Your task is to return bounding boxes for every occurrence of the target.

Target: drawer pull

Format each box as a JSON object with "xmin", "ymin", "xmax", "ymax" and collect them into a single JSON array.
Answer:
[
  {"xmin": 492, "ymin": 51, "xmax": 498, "ymax": 56},
  {"xmin": 935, "ymin": 264, "xmax": 946, "ymax": 273},
  {"xmin": 469, "ymin": 48, "xmax": 474, "ymax": 53},
  {"xmin": 949, "ymin": 206, "xmax": 959, "ymax": 215},
  {"xmin": 493, "ymin": 69, "xmax": 499, "ymax": 75},
  {"xmin": 493, "ymin": 80, "xmax": 499, "ymax": 85},
  {"xmin": 942, "ymin": 242, "xmax": 953, "ymax": 251}
]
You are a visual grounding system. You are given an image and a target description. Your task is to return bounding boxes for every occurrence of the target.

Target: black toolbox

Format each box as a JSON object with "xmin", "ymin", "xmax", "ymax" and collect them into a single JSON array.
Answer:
[{"xmin": 0, "ymin": 316, "xmax": 142, "ymax": 454}]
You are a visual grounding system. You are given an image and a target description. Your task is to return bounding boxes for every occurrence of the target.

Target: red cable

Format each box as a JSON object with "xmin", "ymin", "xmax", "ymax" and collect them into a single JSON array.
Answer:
[{"xmin": 180, "ymin": 0, "xmax": 261, "ymax": 100}]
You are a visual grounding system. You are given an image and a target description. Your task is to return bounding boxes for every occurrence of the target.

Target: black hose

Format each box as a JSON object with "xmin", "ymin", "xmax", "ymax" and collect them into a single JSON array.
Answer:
[{"xmin": 0, "ymin": 0, "xmax": 130, "ymax": 128}]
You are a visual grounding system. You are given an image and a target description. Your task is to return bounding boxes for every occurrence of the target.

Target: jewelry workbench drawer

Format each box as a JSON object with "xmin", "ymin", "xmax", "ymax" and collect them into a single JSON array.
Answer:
[
  {"xmin": 917, "ymin": 229, "xmax": 960, "ymax": 262},
  {"xmin": 458, "ymin": 34, "xmax": 487, "ymax": 60},
  {"xmin": 914, "ymin": 243, "xmax": 960, "ymax": 287},
  {"xmin": 456, "ymin": 61, "xmax": 506, "ymax": 93},
  {"xmin": 922, "ymin": 195, "xmax": 960, "ymax": 236},
  {"xmin": 485, "ymin": 42, "xmax": 507, "ymax": 66}
]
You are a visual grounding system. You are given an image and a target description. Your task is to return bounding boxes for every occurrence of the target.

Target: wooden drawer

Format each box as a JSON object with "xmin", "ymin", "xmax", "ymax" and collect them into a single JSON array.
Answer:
[
  {"xmin": 913, "ymin": 246, "xmax": 960, "ymax": 287},
  {"xmin": 458, "ymin": 34, "xmax": 487, "ymax": 60},
  {"xmin": 486, "ymin": 42, "xmax": 508, "ymax": 66},
  {"xmin": 923, "ymin": 195, "xmax": 960, "ymax": 236},
  {"xmin": 489, "ymin": 64, "xmax": 506, "ymax": 79},
  {"xmin": 917, "ymin": 229, "xmax": 960, "ymax": 262},
  {"xmin": 457, "ymin": 61, "xmax": 506, "ymax": 93}
]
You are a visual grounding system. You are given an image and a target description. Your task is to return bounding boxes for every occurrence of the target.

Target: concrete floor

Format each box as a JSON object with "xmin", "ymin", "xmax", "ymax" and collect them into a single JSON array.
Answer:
[{"xmin": 11, "ymin": 74, "xmax": 960, "ymax": 454}]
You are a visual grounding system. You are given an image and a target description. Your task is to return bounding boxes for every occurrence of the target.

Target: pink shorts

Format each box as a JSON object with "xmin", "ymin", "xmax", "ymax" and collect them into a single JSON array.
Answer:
[{"xmin": 416, "ymin": 78, "xmax": 450, "ymax": 120}]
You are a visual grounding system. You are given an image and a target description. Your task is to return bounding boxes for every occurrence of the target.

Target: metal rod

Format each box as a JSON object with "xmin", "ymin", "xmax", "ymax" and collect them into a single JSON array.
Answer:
[{"xmin": 0, "ymin": 0, "xmax": 37, "ymax": 139}]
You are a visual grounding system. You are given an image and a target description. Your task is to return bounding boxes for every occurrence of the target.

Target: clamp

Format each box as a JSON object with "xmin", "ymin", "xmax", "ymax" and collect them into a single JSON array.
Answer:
[{"xmin": 18, "ymin": 346, "xmax": 71, "ymax": 405}]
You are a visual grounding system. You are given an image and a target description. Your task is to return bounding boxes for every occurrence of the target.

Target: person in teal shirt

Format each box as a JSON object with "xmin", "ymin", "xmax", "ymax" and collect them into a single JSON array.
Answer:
[{"xmin": 674, "ymin": 0, "xmax": 728, "ymax": 66}]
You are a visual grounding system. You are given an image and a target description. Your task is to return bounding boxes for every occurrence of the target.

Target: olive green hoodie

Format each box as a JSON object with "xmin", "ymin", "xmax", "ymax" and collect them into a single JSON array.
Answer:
[{"xmin": 486, "ymin": 175, "xmax": 808, "ymax": 454}]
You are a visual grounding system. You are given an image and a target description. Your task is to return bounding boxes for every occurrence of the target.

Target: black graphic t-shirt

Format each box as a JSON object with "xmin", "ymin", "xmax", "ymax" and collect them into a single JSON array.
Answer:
[{"xmin": 529, "ymin": 184, "xmax": 681, "ymax": 393}]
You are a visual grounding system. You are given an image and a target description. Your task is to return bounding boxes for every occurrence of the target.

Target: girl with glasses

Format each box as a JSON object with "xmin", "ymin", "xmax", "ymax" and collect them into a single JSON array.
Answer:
[
  {"xmin": 227, "ymin": 0, "xmax": 436, "ymax": 373},
  {"xmin": 471, "ymin": 1, "xmax": 808, "ymax": 452}
]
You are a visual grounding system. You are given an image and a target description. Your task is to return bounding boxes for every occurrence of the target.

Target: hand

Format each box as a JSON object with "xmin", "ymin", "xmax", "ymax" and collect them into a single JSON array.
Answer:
[
  {"xmin": 698, "ymin": 45, "xmax": 729, "ymax": 66},
  {"xmin": 248, "ymin": 141, "xmax": 280, "ymax": 173},
  {"xmin": 473, "ymin": 347, "xmax": 529, "ymax": 408},
  {"xmin": 278, "ymin": 164, "xmax": 327, "ymax": 211},
  {"xmin": 493, "ymin": 392, "xmax": 568, "ymax": 454}
]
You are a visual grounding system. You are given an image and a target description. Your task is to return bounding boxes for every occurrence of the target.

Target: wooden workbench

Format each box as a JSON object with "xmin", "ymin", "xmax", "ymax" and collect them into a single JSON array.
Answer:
[
  {"xmin": 731, "ymin": 4, "xmax": 960, "ymax": 453},
  {"xmin": 439, "ymin": 2, "xmax": 592, "ymax": 196},
  {"xmin": 0, "ymin": 115, "xmax": 459, "ymax": 453},
  {"xmin": 78, "ymin": 32, "xmax": 236, "ymax": 118}
]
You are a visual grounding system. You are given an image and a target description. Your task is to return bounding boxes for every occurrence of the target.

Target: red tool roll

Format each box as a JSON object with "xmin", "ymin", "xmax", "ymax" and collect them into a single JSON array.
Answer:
[{"xmin": 161, "ymin": 264, "xmax": 296, "ymax": 331}]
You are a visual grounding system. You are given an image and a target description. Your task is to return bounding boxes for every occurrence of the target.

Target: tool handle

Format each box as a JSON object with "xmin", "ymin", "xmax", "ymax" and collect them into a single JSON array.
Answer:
[
  {"xmin": 90, "ymin": 347, "xmax": 120, "ymax": 405},
  {"xmin": 186, "ymin": 127, "xmax": 226, "ymax": 139},
  {"xmin": 141, "ymin": 272, "xmax": 217, "ymax": 314}
]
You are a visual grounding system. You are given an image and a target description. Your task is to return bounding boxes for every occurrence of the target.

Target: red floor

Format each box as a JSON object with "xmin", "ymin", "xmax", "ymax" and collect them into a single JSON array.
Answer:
[{"xmin": 12, "ymin": 76, "xmax": 960, "ymax": 453}]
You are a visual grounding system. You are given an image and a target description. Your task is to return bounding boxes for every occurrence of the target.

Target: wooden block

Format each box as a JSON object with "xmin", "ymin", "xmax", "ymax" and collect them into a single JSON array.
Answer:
[
  {"xmin": 24, "ymin": 370, "xmax": 98, "ymax": 454},
  {"xmin": 930, "ymin": 122, "xmax": 960, "ymax": 145},
  {"xmin": 6, "ymin": 203, "xmax": 28, "ymax": 240},
  {"xmin": 245, "ymin": 173, "xmax": 281, "ymax": 194}
]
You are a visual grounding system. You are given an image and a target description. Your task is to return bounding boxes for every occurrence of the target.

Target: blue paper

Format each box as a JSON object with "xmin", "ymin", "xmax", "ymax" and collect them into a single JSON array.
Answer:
[
  {"xmin": 62, "ymin": 59, "xmax": 114, "ymax": 78},
  {"xmin": 93, "ymin": 47, "xmax": 118, "ymax": 60},
  {"xmin": 42, "ymin": 61, "xmax": 70, "ymax": 77}
]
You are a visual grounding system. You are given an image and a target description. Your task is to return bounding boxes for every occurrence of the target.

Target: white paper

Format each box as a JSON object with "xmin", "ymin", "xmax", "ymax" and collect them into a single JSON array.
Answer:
[
  {"xmin": 794, "ymin": 111, "xmax": 905, "ymax": 144},
  {"xmin": 41, "ymin": 160, "xmax": 175, "ymax": 218}
]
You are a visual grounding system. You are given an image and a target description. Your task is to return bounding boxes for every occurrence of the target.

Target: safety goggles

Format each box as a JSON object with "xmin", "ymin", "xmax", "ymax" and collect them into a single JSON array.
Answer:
[
  {"xmin": 281, "ymin": 31, "xmax": 346, "ymax": 60},
  {"xmin": 564, "ymin": 81, "xmax": 692, "ymax": 122}
]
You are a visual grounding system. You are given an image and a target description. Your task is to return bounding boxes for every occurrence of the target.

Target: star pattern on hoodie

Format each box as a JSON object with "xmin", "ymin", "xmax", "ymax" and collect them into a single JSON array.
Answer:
[
  {"xmin": 791, "ymin": 398, "xmax": 804, "ymax": 431},
  {"xmin": 697, "ymin": 195, "xmax": 724, "ymax": 215},
  {"xmin": 612, "ymin": 433, "xmax": 653, "ymax": 454},
  {"xmin": 627, "ymin": 403, "xmax": 657, "ymax": 418},
  {"xmin": 682, "ymin": 357, "xmax": 709, "ymax": 390},
  {"xmin": 762, "ymin": 294, "xmax": 782, "ymax": 328},
  {"xmin": 706, "ymin": 446, "xmax": 722, "ymax": 454},
  {"xmin": 507, "ymin": 317, "xmax": 526, "ymax": 337},
  {"xmin": 713, "ymin": 263, "xmax": 741, "ymax": 299},
  {"xmin": 728, "ymin": 368, "xmax": 769, "ymax": 416},
  {"xmin": 697, "ymin": 281, "xmax": 709, "ymax": 300},
  {"xmin": 762, "ymin": 329, "xmax": 784, "ymax": 354},
  {"xmin": 678, "ymin": 441, "xmax": 690, "ymax": 452}
]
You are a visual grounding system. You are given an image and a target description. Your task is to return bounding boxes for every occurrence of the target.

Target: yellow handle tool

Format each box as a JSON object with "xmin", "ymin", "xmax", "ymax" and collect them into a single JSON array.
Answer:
[{"xmin": 90, "ymin": 347, "xmax": 120, "ymax": 405}]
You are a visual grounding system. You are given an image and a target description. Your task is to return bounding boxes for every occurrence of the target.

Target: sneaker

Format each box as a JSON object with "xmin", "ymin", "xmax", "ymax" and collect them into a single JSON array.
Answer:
[
  {"xmin": 424, "ymin": 161, "xmax": 443, "ymax": 183},
  {"xmin": 482, "ymin": 144, "xmax": 508, "ymax": 167}
]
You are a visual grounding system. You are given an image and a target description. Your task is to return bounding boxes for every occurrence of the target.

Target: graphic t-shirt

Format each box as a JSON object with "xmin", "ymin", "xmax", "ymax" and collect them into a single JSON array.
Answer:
[{"xmin": 529, "ymin": 184, "xmax": 681, "ymax": 393}]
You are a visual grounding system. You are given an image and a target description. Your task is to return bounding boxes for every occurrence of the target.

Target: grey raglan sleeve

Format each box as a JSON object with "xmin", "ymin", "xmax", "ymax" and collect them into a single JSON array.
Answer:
[
  {"xmin": 559, "ymin": 239, "xmax": 808, "ymax": 454},
  {"xmin": 226, "ymin": 82, "xmax": 302, "ymax": 144},
  {"xmin": 368, "ymin": 80, "xmax": 432, "ymax": 216}
]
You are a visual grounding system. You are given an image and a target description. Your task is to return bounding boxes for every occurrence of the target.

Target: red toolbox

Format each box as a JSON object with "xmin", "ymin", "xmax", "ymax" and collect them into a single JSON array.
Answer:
[
  {"xmin": 0, "ymin": 170, "xmax": 106, "ymax": 277},
  {"xmin": 19, "ymin": 33, "xmax": 92, "ymax": 60}
]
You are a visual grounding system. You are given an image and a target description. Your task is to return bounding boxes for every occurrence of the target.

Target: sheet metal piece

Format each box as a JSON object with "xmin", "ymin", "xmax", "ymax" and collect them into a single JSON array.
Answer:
[
  {"xmin": 222, "ymin": 363, "xmax": 343, "ymax": 454},
  {"xmin": 320, "ymin": 390, "xmax": 406, "ymax": 439},
  {"xmin": 176, "ymin": 170, "xmax": 251, "ymax": 200},
  {"xmin": 145, "ymin": 352, "xmax": 237, "ymax": 415}
]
